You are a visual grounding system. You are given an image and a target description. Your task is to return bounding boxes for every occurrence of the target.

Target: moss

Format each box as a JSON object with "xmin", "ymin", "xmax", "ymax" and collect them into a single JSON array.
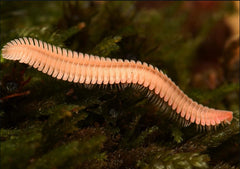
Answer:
[{"xmin": 0, "ymin": 1, "xmax": 239, "ymax": 169}]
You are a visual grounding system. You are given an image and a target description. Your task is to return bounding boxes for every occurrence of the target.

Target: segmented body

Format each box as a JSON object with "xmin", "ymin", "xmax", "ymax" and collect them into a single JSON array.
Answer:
[{"xmin": 1, "ymin": 37, "xmax": 233, "ymax": 129}]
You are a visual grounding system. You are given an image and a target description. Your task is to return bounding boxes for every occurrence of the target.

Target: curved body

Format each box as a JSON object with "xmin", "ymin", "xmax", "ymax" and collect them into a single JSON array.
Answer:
[{"xmin": 1, "ymin": 37, "xmax": 233, "ymax": 128}]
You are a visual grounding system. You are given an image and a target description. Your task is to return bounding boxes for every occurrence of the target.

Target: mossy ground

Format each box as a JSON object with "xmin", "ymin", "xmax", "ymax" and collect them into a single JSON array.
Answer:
[{"xmin": 0, "ymin": 2, "xmax": 239, "ymax": 169}]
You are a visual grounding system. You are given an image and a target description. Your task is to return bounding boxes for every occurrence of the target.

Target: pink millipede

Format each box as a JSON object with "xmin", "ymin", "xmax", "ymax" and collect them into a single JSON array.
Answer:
[{"xmin": 1, "ymin": 37, "xmax": 233, "ymax": 130}]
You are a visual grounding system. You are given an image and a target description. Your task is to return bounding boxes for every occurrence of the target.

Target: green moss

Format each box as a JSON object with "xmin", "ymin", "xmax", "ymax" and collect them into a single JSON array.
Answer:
[{"xmin": 0, "ymin": 1, "xmax": 239, "ymax": 169}]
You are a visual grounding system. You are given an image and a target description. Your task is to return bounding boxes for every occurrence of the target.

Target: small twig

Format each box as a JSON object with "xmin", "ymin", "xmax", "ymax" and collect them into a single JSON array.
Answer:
[{"xmin": 0, "ymin": 90, "xmax": 30, "ymax": 101}]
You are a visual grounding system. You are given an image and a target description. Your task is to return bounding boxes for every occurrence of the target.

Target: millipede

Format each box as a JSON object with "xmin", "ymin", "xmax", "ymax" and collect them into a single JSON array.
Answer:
[{"xmin": 1, "ymin": 37, "xmax": 233, "ymax": 131}]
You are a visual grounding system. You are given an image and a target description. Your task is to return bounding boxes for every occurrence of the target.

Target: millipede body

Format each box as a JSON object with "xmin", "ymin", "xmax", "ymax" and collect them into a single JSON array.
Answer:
[{"xmin": 1, "ymin": 37, "xmax": 233, "ymax": 130}]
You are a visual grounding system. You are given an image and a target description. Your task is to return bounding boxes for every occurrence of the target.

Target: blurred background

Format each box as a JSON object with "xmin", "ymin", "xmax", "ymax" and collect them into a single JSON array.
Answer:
[{"xmin": 0, "ymin": 1, "xmax": 239, "ymax": 169}]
